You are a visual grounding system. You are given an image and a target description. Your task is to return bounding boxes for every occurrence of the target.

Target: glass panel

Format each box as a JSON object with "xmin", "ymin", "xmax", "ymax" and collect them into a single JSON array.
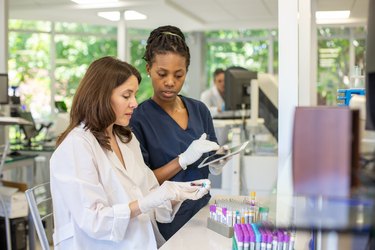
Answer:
[
  {"xmin": 206, "ymin": 40, "xmax": 269, "ymax": 87},
  {"xmin": 9, "ymin": 19, "xmax": 51, "ymax": 32},
  {"xmin": 55, "ymin": 22, "xmax": 117, "ymax": 36},
  {"xmin": 8, "ymin": 31, "xmax": 51, "ymax": 120},
  {"xmin": 129, "ymin": 39, "xmax": 153, "ymax": 103},
  {"xmin": 206, "ymin": 29, "xmax": 270, "ymax": 39},
  {"xmin": 317, "ymin": 38, "xmax": 350, "ymax": 105},
  {"xmin": 54, "ymin": 34, "xmax": 117, "ymax": 110}
]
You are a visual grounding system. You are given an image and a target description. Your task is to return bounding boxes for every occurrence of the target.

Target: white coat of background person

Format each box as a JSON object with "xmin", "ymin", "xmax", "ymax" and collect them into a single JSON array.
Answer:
[
  {"xmin": 50, "ymin": 57, "xmax": 217, "ymax": 250},
  {"xmin": 200, "ymin": 68, "xmax": 225, "ymax": 117}
]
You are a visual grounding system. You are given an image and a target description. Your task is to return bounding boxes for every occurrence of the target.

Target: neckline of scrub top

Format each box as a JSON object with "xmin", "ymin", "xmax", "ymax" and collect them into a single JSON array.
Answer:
[{"xmin": 149, "ymin": 95, "xmax": 191, "ymax": 131}]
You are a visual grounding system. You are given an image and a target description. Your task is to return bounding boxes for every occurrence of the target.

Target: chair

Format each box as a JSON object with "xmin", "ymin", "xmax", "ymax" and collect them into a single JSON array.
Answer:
[{"xmin": 25, "ymin": 182, "xmax": 53, "ymax": 250}]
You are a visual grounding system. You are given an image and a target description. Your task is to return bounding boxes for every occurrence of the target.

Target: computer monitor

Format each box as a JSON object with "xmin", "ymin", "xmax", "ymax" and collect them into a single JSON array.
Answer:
[
  {"xmin": 0, "ymin": 73, "xmax": 9, "ymax": 105},
  {"xmin": 258, "ymin": 73, "xmax": 279, "ymax": 141},
  {"xmin": 224, "ymin": 67, "xmax": 257, "ymax": 111},
  {"xmin": 366, "ymin": 0, "xmax": 375, "ymax": 130}
]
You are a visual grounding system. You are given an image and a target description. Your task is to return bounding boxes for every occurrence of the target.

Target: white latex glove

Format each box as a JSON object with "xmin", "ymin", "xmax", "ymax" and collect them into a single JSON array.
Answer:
[
  {"xmin": 209, "ymin": 145, "xmax": 232, "ymax": 175},
  {"xmin": 138, "ymin": 179, "xmax": 211, "ymax": 213},
  {"xmin": 179, "ymin": 133, "xmax": 220, "ymax": 170}
]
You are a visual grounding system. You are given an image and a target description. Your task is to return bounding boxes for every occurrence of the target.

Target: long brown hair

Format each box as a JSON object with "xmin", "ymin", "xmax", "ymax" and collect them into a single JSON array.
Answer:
[{"xmin": 56, "ymin": 56, "xmax": 141, "ymax": 150}]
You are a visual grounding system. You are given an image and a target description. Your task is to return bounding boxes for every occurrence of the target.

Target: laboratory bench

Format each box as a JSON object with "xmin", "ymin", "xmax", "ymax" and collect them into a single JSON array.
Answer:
[{"xmin": 160, "ymin": 194, "xmax": 375, "ymax": 250}]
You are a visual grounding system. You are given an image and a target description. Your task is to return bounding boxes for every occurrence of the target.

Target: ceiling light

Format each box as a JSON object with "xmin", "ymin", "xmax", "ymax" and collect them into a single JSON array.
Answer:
[
  {"xmin": 97, "ymin": 11, "xmax": 120, "ymax": 22},
  {"xmin": 71, "ymin": 0, "xmax": 118, "ymax": 4},
  {"xmin": 124, "ymin": 10, "xmax": 147, "ymax": 20},
  {"xmin": 315, "ymin": 11, "xmax": 350, "ymax": 19}
]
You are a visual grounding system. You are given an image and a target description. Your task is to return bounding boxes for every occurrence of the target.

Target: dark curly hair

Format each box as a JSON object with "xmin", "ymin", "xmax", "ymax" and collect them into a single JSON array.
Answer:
[{"xmin": 143, "ymin": 25, "xmax": 191, "ymax": 70}]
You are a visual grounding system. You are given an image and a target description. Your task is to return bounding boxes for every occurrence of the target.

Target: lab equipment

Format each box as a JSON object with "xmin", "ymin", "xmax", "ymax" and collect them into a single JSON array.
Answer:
[{"xmin": 0, "ymin": 74, "xmax": 8, "ymax": 105}]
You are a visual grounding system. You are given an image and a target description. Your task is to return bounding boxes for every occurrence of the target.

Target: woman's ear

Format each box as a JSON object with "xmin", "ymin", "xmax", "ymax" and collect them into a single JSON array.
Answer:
[{"xmin": 146, "ymin": 64, "xmax": 151, "ymax": 76}]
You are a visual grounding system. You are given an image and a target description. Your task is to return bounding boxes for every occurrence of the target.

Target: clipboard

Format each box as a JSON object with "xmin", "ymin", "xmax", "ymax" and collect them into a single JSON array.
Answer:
[{"xmin": 197, "ymin": 140, "xmax": 250, "ymax": 168}]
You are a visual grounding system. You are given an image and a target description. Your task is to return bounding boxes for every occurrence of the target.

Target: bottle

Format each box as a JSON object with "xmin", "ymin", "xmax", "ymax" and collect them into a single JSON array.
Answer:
[{"xmin": 258, "ymin": 206, "xmax": 269, "ymax": 222}]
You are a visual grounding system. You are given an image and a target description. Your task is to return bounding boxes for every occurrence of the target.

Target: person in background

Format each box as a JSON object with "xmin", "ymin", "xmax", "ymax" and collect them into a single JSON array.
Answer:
[
  {"xmin": 200, "ymin": 68, "xmax": 225, "ymax": 117},
  {"xmin": 50, "ymin": 56, "xmax": 211, "ymax": 250},
  {"xmin": 130, "ymin": 25, "xmax": 228, "ymax": 240}
]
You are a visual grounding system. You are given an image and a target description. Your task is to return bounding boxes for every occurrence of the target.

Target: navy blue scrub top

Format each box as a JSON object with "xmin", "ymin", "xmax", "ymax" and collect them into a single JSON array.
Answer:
[
  {"xmin": 129, "ymin": 96, "xmax": 218, "ymax": 240},
  {"xmin": 130, "ymin": 95, "xmax": 218, "ymax": 182}
]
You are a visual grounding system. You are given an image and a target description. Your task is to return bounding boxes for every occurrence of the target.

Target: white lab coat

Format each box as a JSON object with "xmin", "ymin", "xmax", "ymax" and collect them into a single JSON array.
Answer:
[
  {"xmin": 50, "ymin": 124, "xmax": 177, "ymax": 250},
  {"xmin": 200, "ymin": 85, "xmax": 224, "ymax": 117}
]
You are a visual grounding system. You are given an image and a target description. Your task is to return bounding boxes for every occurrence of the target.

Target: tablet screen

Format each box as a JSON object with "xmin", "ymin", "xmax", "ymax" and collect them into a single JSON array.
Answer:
[{"xmin": 197, "ymin": 140, "xmax": 250, "ymax": 168}]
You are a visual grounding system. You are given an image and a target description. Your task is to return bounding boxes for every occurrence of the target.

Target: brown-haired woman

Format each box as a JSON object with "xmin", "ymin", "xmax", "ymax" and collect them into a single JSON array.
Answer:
[{"xmin": 50, "ymin": 56, "xmax": 211, "ymax": 250}]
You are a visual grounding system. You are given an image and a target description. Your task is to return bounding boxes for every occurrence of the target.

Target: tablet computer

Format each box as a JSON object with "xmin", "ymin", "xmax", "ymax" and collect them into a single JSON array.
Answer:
[{"xmin": 197, "ymin": 140, "xmax": 250, "ymax": 168}]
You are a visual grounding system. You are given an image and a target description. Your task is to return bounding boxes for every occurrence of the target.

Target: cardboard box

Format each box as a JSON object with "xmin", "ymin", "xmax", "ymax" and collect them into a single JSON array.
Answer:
[{"xmin": 0, "ymin": 185, "xmax": 28, "ymax": 219}]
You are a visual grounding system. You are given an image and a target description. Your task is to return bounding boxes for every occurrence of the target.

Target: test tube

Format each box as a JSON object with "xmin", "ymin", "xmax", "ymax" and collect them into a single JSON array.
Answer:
[
  {"xmin": 272, "ymin": 233, "xmax": 278, "ymax": 250},
  {"xmin": 260, "ymin": 229, "xmax": 267, "ymax": 250},
  {"xmin": 277, "ymin": 231, "xmax": 283, "ymax": 250},
  {"xmin": 266, "ymin": 231, "xmax": 273, "ymax": 250},
  {"xmin": 222, "ymin": 207, "xmax": 227, "ymax": 225},
  {"xmin": 227, "ymin": 208, "xmax": 232, "ymax": 227},
  {"xmin": 251, "ymin": 223, "xmax": 261, "ymax": 250},
  {"xmin": 288, "ymin": 229, "xmax": 296, "ymax": 250},
  {"xmin": 282, "ymin": 231, "xmax": 289, "ymax": 250},
  {"xmin": 241, "ymin": 224, "xmax": 250, "ymax": 250},
  {"xmin": 246, "ymin": 224, "xmax": 255, "ymax": 250},
  {"xmin": 235, "ymin": 224, "xmax": 244, "ymax": 250}
]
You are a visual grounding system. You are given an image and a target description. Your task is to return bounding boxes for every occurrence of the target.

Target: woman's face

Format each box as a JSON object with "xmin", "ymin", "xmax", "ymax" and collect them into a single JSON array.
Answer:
[
  {"xmin": 147, "ymin": 52, "xmax": 187, "ymax": 103},
  {"xmin": 110, "ymin": 75, "xmax": 139, "ymax": 126}
]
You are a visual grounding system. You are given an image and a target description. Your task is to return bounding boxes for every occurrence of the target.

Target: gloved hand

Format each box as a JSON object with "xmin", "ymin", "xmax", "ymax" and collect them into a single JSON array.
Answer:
[
  {"xmin": 179, "ymin": 133, "xmax": 220, "ymax": 170},
  {"xmin": 209, "ymin": 145, "xmax": 232, "ymax": 175},
  {"xmin": 138, "ymin": 179, "xmax": 211, "ymax": 213}
]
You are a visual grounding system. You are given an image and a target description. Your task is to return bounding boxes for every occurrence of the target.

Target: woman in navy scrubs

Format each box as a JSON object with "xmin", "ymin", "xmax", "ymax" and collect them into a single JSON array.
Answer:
[{"xmin": 130, "ymin": 25, "xmax": 225, "ymax": 240}]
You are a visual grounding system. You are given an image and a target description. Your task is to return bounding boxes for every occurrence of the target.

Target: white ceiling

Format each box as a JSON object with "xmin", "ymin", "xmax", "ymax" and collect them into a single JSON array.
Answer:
[{"xmin": 8, "ymin": 0, "xmax": 369, "ymax": 32}]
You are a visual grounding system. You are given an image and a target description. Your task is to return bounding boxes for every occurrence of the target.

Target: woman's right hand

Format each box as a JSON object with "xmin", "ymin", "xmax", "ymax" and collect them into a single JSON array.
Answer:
[
  {"xmin": 138, "ymin": 179, "xmax": 211, "ymax": 213},
  {"xmin": 178, "ymin": 133, "xmax": 219, "ymax": 170}
]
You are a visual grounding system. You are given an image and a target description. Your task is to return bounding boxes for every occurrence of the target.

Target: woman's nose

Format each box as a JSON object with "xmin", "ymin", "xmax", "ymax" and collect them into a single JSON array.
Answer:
[
  {"xmin": 165, "ymin": 75, "xmax": 175, "ymax": 87},
  {"xmin": 130, "ymin": 96, "xmax": 138, "ymax": 108}
]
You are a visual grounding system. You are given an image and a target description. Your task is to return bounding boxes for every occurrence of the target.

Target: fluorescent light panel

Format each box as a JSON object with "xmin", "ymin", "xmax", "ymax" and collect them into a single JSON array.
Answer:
[
  {"xmin": 316, "ymin": 11, "xmax": 350, "ymax": 19},
  {"xmin": 71, "ymin": 0, "xmax": 118, "ymax": 4},
  {"xmin": 97, "ymin": 11, "xmax": 120, "ymax": 22},
  {"xmin": 98, "ymin": 10, "xmax": 147, "ymax": 21},
  {"xmin": 124, "ymin": 10, "xmax": 147, "ymax": 20}
]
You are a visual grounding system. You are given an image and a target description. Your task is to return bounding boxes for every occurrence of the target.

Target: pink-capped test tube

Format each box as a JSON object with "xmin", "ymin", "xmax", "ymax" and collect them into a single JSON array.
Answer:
[
  {"xmin": 234, "ymin": 224, "xmax": 244, "ymax": 250},
  {"xmin": 240, "ymin": 224, "xmax": 250, "ymax": 250}
]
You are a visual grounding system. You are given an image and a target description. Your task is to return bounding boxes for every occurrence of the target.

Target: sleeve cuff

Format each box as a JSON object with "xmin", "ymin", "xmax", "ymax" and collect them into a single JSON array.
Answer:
[{"xmin": 110, "ymin": 204, "xmax": 131, "ymax": 242}]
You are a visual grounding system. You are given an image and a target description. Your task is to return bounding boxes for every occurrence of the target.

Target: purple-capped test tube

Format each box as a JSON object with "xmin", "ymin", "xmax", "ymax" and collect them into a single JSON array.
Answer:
[
  {"xmin": 277, "ymin": 231, "xmax": 284, "ymax": 250},
  {"xmin": 240, "ymin": 224, "xmax": 250, "ymax": 250},
  {"xmin": 266, "ymin": 231, "xmax": 273, "ymax": 250},
  {"xmin": 234, "ymin": 224, "xmax": 244, "ymax": 250},
  {"xmin": 282, "ymin": 231, "xmax": 290, "ymax": 250},
  {"xmin": 272, "ymin": 233, "xmax": 278, "ymax": 250},
  {"xmin": 222, "ymin": 207, "xmax": 227, "ymax": 225},
  {"xmin": 209, "ymin": 205, "xmax": 216, "ymax": 220},
  {"xmin": 260, "ymin": 228, "xmax": 267, "ymax": 250}
]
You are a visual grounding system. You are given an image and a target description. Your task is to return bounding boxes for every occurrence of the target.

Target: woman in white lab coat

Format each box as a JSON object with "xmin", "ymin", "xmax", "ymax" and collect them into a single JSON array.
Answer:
[{"xmin": 50, "ymin": 56, "xmax": 214, "ymax": 250}]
